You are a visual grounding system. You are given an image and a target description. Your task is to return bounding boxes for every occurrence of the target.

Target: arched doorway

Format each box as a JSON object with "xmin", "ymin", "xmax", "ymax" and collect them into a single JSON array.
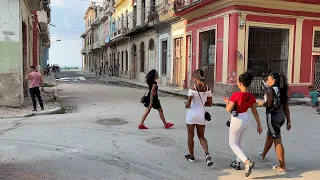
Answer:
[
  {"xmin": 140, "ymin": 42, "xmax": 145, "ymax": 73},
  {"xmin": 132, "ymin": 44, "xmax": 137, "ymax": 79},
  {"xmin": 148, "ymin": 39, "xmax": 155, "ymax": 71}
]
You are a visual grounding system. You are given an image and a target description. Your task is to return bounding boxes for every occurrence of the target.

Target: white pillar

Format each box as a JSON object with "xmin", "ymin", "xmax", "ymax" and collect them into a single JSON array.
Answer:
[{"xmin": 136, "ymin": 0, "xmax": 142, "ymax": 26}]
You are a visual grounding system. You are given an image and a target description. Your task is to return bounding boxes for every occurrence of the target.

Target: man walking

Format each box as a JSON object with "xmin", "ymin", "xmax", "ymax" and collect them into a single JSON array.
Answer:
[{"xmin": 26, "ymin": 66, "xmax": 44, "ymax": 111}]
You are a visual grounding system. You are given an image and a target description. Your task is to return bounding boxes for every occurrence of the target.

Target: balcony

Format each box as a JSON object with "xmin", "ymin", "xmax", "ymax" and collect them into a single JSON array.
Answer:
[
  {"xmin": 81, "ymin": 48, "xmax": 88, "ymax": 55},
  {"xmin": 148, "ymin": 5, "xmax": 159, "ymax": 24},
  {"xmin": 174, "ymin": 0, "xmax": 206, "ymax": 13},
  {"xmin": 91, "ymin": 18, "xmax": 102, "ymax": 28}
]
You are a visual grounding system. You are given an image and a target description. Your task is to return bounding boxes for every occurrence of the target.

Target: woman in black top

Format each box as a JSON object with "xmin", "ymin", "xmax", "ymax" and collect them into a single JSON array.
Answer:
[
  {"xmin": 258, "ymin": 72, "xmax": 291, "ymax": 172},
  {"xmin": 139, "ymin": 69, "xmax": 174, "ymax": 129}
]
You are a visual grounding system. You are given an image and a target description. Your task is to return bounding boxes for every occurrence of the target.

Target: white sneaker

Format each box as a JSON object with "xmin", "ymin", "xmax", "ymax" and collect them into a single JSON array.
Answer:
[
  {"xmin": 245, "ymin": 160, "xmax": 255, "ymax": 177},
  {"xmin": 259, "ymin": 152, "xmax": 266, "ymax": 162},
  {"xmin": 205, "ymin": 154, "xmax": 213, "ymax": 166}
]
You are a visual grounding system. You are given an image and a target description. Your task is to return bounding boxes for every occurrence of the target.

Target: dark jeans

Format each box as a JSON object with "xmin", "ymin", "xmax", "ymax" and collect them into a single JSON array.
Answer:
[{"xmin": 29, "ymin": 87, "xmax": 44, "ymax": 110}]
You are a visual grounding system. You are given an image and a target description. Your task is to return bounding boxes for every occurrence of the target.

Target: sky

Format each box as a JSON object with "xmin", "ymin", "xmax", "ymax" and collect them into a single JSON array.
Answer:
[{"xmin": 49, "ymin": 0, "xmax": 102, "ymax": 68}]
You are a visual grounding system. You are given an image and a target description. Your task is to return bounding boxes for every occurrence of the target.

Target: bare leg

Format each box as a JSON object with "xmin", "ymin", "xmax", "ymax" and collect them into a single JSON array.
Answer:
[
  {"xmin": 196, "ymin": 125, "xmax": 209, "ymax": 154},
  {"xmin": 261, "ymin": 135, "xmax": 274, "ymax": 159},
  {"xmin": 274, "ymin": 138, "xmax": 286, "ymax": 170},
  {"xmin": 187, "ymin": 124, "xmax": 195, "ymax": 158},
  {"xmin": 139, "ymin": 108, "xmax": 151, "ymax": 125},
  {"xmin": 157, "ymin": 108, "xmax": 167, "ymax": 125}
]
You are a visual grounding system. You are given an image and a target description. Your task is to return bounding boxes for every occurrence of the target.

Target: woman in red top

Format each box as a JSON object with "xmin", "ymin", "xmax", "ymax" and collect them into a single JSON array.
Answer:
[{"xmin": 223, "ymin": 71, "xmax": 263, "ymax": 177}]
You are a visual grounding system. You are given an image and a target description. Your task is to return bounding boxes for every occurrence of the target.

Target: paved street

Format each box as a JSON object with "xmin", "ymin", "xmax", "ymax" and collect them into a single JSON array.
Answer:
[{"xmin": 0, "ymin": 71, "xmax": 319, "ymax": 180}]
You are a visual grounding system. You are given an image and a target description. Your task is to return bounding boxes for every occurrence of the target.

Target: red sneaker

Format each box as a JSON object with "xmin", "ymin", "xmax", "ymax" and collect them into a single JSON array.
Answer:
[
  {"xmin": 138, "ymin": 124, "xmax": 148, "ymax": 129},
  {"xmin": 164, "ymin": 122, "xmax": 174, "ymax": 129}
]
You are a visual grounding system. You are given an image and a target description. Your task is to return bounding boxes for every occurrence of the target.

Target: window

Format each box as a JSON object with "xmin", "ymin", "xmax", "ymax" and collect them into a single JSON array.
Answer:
[
  {"xmin": 121, "ymin": 14, "xmax": 124, "ymax": 29},
  {"xmin": 161, "ymin": 40, "xmax": 167, "ymax": 75},
  {"xmin": 121, "ymin": 51, "xmax": 124, "ymax": 71},
  {"xmin": 125, "ymin": 10, "xmax": 129, "ymax": 28},
  {"xmin": 199, "ymin": 30, "xmax": 216, "ymax": 64},
  {"xmin": 314, "ymin": 31, "xmax": 320, "ymax": 48},
  {"xmin": 125, "ymin": 51, "xmax": 128, "ymax": 71}
]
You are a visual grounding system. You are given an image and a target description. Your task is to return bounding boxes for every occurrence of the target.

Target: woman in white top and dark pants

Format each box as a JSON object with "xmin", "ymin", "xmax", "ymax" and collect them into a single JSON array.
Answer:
[{"xmin": 185, "ymin": 69, "xmax": 213, "ymax": 166}]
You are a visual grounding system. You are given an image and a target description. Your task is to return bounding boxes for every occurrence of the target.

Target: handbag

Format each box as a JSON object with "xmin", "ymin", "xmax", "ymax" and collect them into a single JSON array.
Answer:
[
  {"xmin": 195, "ymin": 86, "xmax": 211, "ymax": 121},
  {"xmin": 140, "ymin": 89, "xmax": 148, "ymax": 104},
  {"xmin": 226, "ymin": 93, "xmax": 252, "ymax": 127}
]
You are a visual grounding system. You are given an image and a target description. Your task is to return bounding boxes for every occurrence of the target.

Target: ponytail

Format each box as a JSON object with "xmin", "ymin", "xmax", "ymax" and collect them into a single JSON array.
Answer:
[{"xmin": 279, "ymin": 74, "xmax": 288, "ymax": 104}]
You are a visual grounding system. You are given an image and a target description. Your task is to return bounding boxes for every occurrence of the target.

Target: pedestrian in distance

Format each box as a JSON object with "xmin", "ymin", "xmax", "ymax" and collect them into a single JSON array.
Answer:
[
  {"xmin": 308, "ymin": 86, "xmax": 320, "ymax": 114},
  {"xmin": 138, "ymin": 69, "xmax": 174, "ymax": 129},
  {"xmin": 223, "ymin": 71, "xmax": 263, "ymax": 177},
  {"xmin": 25, "ymin": 66, "xmax": 45, "ymax": 111},
  {"xmin": 184, "ymin": 69, "xmax": 214, "ymax": 166},
  {"xmin": 257, "ymin": 72, "xmax": 291, "ymax": 172}
]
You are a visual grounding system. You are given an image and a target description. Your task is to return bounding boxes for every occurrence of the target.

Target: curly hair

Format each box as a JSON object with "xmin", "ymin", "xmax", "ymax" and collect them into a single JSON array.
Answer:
[{"xmin": 193, "ymin": 69, "xmax": 205, "ymax": 82}]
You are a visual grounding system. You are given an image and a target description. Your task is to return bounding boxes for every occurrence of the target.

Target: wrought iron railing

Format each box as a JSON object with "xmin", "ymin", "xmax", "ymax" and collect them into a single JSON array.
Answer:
[{"xmin": 174, "ymin": 0, "xmax": 206, "ymax": 12}]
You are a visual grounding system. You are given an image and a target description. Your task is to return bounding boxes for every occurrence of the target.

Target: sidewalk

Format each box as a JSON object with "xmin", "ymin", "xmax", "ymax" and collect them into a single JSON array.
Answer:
[
  {"xmin": 0, "ymin": 76, "xmax": 62, "ymax": 119},
  {"xmin": 98, "ymin": 74, "xmax": 311, "ymax": 107}
]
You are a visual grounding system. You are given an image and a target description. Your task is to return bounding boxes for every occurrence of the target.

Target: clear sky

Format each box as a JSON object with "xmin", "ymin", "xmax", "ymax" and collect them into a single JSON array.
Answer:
[{"xmin": 49, "ymin": 0, "xmax": 102, "ymax": 68}]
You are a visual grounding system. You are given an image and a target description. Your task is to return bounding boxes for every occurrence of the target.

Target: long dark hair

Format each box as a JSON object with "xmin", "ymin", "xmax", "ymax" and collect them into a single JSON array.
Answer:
[
  {"xmin": 269, "ymin": 72, "xmax": 289, "ymax": 104},
  {"xmin": 238, "ymin": 71, "xmax": 253, "ymax": 87},
  {"xmin": 146, "ymin": 69, "xmax": 157, "ymax": 85}
]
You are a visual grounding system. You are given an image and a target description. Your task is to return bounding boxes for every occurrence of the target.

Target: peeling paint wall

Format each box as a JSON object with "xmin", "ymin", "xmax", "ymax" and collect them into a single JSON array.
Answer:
[{"xmin": 0, "ymin": 0, "xmax": 23, "ymax": 107}]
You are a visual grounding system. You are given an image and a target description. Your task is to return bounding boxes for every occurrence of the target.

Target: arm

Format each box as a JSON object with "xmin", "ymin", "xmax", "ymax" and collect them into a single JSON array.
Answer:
[
  {"xmin": 40, "ymin": 75, "xmax": 44, "ymax": 90},
  {"xmin": 185, "ymin": 96, "xmax": 193, "ymax": 108},
  {"xmin": 251, "ymin": 103, "xmax": 263, "ymax": 134},
  {"xmin": 262, "ymin": 89, "xmax": 273, "ymax": 107},
  {"xmin": 149, "ymin": 84, "xmax": 156, "ymax": 105},
  {"xmin": 205, "ymin": 97, "xmax": 212, "ymax": 107},
  {"xmin": 205, "ymin": 88, "xmax": 212, "ymax": 107},
  {"xmin": 283, "ymin": 103, "xmax": 291, "ymax": 130},
  {"xmin": 25, "ymin": 74, "xmax": 30, "ymax": 81},
  {"xmin": 225, "ymin": 100, "xmax": 235, "ymax": 113}
]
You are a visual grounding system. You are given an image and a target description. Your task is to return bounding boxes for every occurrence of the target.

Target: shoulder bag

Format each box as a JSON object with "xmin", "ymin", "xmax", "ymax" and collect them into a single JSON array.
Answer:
[
  {"xmin": 140, "ymin": 89, "xmax": 148, "ymax": 104},
  {"xmin": 226, "ymin": 93, "xmax": 252, "ymax": 127},
  {"xmin": 195, "ymin": 85, "xmax": 211, "ymax": 121}
]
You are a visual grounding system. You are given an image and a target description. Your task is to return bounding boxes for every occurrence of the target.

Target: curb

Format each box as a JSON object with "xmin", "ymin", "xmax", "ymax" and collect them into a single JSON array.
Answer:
[
  {"xmin": 108, "ymin": 79, "xmax": 310, "ymax": 107},
  {"xmin": 0, "ymin": 107, "xmax": 63, "ymax": 119}
]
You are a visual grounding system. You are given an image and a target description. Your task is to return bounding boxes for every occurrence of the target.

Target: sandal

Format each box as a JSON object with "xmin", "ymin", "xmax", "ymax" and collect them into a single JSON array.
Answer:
[{"xmin": 272, "ymin": 165, "xmax": 287, "ymax": 172}]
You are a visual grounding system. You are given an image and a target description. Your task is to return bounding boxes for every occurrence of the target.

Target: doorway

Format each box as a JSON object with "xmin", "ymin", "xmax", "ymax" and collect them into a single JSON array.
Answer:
[
  {"xmin": 140, "ymin": 42, "xmax": 145, "ymax": 73},
  {"xmin": 132, "ymin": 44, "xmax": 138, "ymax": 79},
  {"xmin": 22, "ymin": 22, "xmax": 28, "ymax": 97},
  {"xmin": 173, "ymin": 37, "xmax": 183, "ymax": 86},
  {"xmin": 314, "ymin": 56, "xmax": 320, "ymax": 90},
  {"xmin": 247, "ymin": 27, "xmax": 289, "ymax": 97}
]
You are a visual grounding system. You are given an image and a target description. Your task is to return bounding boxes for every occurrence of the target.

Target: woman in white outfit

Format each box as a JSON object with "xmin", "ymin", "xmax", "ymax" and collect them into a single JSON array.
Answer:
[
  {"xmin": 185, "ymin": 69, "xmax": 213, "ymax": 166},
  {"xmin": 223, "ymin": 71, "xmax": 263, "ymax": 177}
]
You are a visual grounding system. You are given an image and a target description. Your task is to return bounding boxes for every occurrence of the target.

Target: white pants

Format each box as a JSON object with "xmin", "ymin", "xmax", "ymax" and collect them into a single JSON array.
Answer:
[{"xmin": 229, "ymin": 112, "xmax": 250, "ymax": 163}]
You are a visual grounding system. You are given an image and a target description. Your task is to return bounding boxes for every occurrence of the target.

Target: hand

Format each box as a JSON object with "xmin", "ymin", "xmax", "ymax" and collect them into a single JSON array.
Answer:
[
  {"xmin": 287, "ymin": 122, "xmax": 291, "ymax": 130},
  {"xmin": 41, "ymin": 87, "xmax": 44, "ymax": 92},
  {"xmin": 223, "ymin": 97, "xmax": 229, "ymax": 104},
  {"xmin": 257, "ymin": 101, "xmax": 264, "ymax": 107},
  {"xmin": 257, "ymin": 125, "xmax": 263, "ymax": 134},
  {"xmin": 148, "ymin": 103, "xmax": 153, "ymax": 109}
]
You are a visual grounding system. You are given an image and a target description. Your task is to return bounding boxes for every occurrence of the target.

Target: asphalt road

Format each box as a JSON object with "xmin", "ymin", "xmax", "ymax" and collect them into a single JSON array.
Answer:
[{"xmin": 0, "ymin": 70, "xmax": 319, "ymax": 180}]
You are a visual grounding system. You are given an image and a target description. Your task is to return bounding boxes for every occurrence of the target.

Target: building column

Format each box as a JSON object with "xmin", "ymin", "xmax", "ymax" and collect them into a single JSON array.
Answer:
[
  {"xmin": 222, "ymin": 14, "xmax": 229, "ymax": 84},
  {"xmin": 293, "ymin": 18, "xmax": 304, "ymax": 84},
  {"xmin": 227, "ymin": 13, "xmax": 239, "ymax": 85},
  {"xmin": 237, "ymin": 13, "xmax": 247, "ymax": 79}
]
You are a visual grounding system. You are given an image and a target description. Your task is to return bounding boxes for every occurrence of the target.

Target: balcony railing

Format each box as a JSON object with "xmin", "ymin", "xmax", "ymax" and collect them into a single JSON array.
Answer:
[
  {"xmin": 174, "ymin": 0, "xmax": 206, "ymax": 12},
  {"xmin": 155, "ymin": 0, "xmax": 175, "ymax": 22},
  {"xmin": 148, "ymin": 5, "xmax": 159, "ymax": 22}
]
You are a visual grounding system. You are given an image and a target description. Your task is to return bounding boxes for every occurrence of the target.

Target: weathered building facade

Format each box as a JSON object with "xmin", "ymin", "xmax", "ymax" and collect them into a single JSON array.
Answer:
[
  {"xmin": 0, "ymin": 0, "xmax": 51, "ymax": 107},
  {"xmin": 175, "ymin": 0, "xmax": 320, "ymax": 96}
]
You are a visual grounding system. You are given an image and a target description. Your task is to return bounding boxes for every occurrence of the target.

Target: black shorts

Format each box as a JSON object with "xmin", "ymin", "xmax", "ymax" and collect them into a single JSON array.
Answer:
[
  {"xmin": 266, "ymin": 112, "xmax": 285, "ymax": 139},
  {"xmin": 144, "ymin": 98, "xmax": 162, "ymax": 109}
]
